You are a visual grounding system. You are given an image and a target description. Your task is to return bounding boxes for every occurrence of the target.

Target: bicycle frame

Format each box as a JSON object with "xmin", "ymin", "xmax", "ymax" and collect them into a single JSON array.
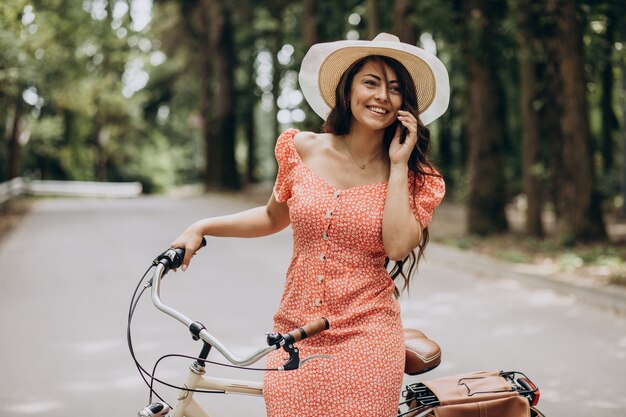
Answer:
[{"xmin": 171, "ymin": 362, "xmax": 263, "ymax": 417}]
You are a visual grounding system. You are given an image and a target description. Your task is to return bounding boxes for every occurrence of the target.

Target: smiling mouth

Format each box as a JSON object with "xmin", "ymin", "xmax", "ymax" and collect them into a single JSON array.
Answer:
[{"xmin": 367, "ymin": 106, "xmax": 389, "ymax": 115}]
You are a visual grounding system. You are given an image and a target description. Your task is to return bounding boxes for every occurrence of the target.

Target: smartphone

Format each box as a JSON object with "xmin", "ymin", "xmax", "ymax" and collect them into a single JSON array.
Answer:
[{"xmin": 398, "ymin": 107, "xmax": 408, "ymax": 144}]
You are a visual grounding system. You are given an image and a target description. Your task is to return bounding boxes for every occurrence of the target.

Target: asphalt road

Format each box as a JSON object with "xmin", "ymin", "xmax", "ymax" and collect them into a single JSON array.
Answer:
[{"xmin": 0, "ymin": 195, "xmax": 624, "ymax": 417}]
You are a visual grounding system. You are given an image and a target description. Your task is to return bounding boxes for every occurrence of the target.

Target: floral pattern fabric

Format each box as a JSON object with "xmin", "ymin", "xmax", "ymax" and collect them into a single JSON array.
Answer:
[{"xmin": 263, "ymin": 129, "xmax": 445, "ymax": 417}]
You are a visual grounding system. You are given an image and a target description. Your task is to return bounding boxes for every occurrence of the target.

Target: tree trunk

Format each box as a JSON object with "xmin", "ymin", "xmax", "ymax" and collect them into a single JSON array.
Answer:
[
  {"xmin": 438, "ymin": 110, "xmax": 454, "ymax": 189},
  {"xmin": 517, "ymin": 0, "xmax": 543, "ymax": 236},
  {"xmin": 621, "ymin": 55, "xmax": 626, "ymax": 218},
  {"xmin": 301, "ymin": 0, "xmax": 322, "ymax": 132},
  {"xmin": 465, "ymin": 0, "xmax": 508, "ymax": 235},
  {"xmin": 183, "ymin": 0, "xmax": 217, "ymax": 190},
  {"xmin": 236, "ymin": 7, "xmax": 257, "ymax": 184},
  {"xmin": 600, "ymin": 8, "xmax": 617, "ymax": 174},
  {"xmin": 302, "ymin": 0, "xmax": 318, "ymax": 48},
  {"xmin": 552, "ymin": 0, "xmax": 606, "ymax": 241},
  {"xmin": 7, "ymin": 96, "xmax": 23, "ymax": 179},
  {"xmin": 537, "ymin": 1, "xmax": 564, "ymax": 221},
  {"xmin": 366, "ymin": 0, "xmax": 379, "ymax": 39},
  {"xmin": 271, "ymin": 33, "xmax": 282, "ymax": 150},
  {"xmin": 392, "ymin": 0, "xmax": 416, "ymax": 45},
  {"xmin": 207, "ymin": 0, "xmax": 240, "ymax": 190}
]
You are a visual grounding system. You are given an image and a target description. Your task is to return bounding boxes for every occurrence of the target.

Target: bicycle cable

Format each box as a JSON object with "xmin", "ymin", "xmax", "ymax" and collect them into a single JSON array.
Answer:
[
  {"xmin": 127, "ymin": 264, "xmax": 171, "ymax": 405},
  {"xmin": 128, "ymin": 263, "xmax": 285, "ymax": 405},
  {"xmin": 147, "ymin": 353, "xmax": 285, "ymax": 403}
]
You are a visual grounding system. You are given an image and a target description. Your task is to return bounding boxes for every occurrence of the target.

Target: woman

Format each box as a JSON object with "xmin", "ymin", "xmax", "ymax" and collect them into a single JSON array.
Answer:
[{"xmin": 172, "ymin": 33, "xmax": 449, "ymax": 417}]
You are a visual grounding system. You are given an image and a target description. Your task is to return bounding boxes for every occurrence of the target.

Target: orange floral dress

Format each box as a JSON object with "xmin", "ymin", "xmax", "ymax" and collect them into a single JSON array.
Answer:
[{"xmin": 263, "ymin": 129, "xmax": 445, "ymax": 417}]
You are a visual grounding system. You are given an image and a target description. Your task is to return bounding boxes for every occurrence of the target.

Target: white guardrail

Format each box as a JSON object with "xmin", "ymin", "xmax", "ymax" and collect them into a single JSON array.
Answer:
[{"xmin": 0, "ymin": 177, "xmax": 142, "ymax": 205}]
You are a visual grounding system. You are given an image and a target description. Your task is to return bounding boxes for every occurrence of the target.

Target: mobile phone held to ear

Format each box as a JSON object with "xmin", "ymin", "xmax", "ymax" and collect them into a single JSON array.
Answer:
[
  {"xmin": 398, "ymin": 107, "xmax": 408, "ymax": 144},
  {"xmin": 399, "ymin": 125, "xmax": 408, "ymax": 144}
]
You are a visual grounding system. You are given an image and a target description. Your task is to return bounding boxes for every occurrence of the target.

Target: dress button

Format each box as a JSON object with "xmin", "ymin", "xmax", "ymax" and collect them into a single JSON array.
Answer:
[
  {"xmin": 322, "ymin": 231, "xmax": 329, "ymax": 240},
  {"xmin": 319, "ymin": 253, "xmax": 326, "ymax": 261},
  {"xmin": 316, "ymin": 275, "xmax": 324, "ymax": 284},
  {"xmin": 315, "ymin": 298, "xmax": 323, "ymax": 306},
  {"xmin": 333, "ymin": 190, "xmax": 340, "ymax": 198},
  {"xmin": 325, "ymin": 210, "xmax": 333, "ymax": 218}
]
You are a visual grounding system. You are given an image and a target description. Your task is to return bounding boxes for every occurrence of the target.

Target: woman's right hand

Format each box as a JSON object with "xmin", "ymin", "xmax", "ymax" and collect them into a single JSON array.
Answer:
[{"xmin": 170, "ymin": 225, "xmax": 205, "ymax": 271}]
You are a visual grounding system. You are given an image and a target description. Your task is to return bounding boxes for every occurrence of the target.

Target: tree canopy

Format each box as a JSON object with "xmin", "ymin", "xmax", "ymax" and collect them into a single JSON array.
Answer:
[{"xmin": 1, "ymin": 0, "xmax": 625, "ymax": 242}]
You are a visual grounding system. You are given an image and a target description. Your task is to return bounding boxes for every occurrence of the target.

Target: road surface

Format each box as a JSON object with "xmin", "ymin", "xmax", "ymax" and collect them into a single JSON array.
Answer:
[{"xmin": 0, "ymin": 195, "xmax": 624, "ymax": 416}]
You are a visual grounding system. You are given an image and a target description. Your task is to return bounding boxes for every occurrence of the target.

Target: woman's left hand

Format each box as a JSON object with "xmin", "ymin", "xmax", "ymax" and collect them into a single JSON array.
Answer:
[{"xmin": 389, "ymin": 110, "xmax": 418, "ymax": 166}]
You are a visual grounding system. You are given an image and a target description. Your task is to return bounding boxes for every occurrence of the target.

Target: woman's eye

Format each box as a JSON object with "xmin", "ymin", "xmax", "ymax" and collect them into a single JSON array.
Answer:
[{"xmin": 364, "ymin": 80, "xmax": 377, "ymax": 86}]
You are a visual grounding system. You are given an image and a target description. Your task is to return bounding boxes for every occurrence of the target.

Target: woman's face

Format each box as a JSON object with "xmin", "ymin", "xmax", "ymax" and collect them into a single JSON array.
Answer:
[{"xmin": 349, "ymin": 60, "xmax": 403, "ymax": 132}]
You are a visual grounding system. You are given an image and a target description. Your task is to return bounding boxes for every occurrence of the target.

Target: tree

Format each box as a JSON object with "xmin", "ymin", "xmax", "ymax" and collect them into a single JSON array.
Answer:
[
  {"xmin": 392, "ymin": 0, "xmax": 416, "ymax": 45},
  {"xmin": 365, "ymin": 0, "xmax": 380, "ymax": 39},
  {"xmin": 208, "ymin": 0, "xmax": 239, "ymax": 190},
  {"xmin": 464, "ymin": 0, "xmax": 508, "ymax": 235},
  {"xmin": 517, "ymin": 0, "xmax": 544, "ymax": 236},
  {"xmin": 547, "ymin": 0, "xmax": 606, "ymax": 241}
]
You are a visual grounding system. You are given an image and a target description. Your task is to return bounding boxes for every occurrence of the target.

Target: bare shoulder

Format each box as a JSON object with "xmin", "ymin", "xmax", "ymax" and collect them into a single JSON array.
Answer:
[{"xmin": 294, "ymin": 131, "xmax": 332, "ymax": 159}]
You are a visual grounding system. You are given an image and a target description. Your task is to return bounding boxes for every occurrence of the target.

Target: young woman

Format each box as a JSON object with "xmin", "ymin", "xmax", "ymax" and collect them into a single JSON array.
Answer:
[{"xmin": 171, "ymin": 33, "xmax": 449, "ymax": 417}]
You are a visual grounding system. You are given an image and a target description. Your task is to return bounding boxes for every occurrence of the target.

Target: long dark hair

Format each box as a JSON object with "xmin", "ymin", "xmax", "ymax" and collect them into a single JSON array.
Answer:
[{"xmin": 321, "ymin": 55, "xmax": 441, "ymax": 296}]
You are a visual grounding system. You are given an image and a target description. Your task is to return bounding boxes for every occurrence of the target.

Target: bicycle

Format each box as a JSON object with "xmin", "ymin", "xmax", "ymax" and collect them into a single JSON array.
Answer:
[{"xmin": 128, "ymin": 242, "xmax": 546, "ymax": 417}]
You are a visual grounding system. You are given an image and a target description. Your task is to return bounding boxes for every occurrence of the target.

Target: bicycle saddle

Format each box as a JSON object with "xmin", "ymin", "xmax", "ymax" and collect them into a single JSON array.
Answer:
[{"xmin": 404, "ymin": 329, "xmax": 441, "ymax": 375}]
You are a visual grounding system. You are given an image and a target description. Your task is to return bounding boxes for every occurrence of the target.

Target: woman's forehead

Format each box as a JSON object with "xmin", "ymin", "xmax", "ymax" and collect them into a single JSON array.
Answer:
[{"xmin": 356, "ymin": 60, "xmax": 398, "ymax": 80}]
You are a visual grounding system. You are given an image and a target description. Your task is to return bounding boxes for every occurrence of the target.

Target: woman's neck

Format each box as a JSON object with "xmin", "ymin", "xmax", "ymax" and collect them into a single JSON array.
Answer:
[{"xmin": 342, "ymin": 123, "xmax": 386, "ymax": 159}]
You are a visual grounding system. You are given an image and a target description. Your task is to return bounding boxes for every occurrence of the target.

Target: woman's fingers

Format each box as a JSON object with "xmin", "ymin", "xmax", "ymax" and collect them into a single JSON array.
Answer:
[
  {"xmin": 170, "ymin": 230, "xmax": 204, "ymax": 272},
  {"xmin": 397, "ymin": 110, "xmax": 418, "ymax": 144}
]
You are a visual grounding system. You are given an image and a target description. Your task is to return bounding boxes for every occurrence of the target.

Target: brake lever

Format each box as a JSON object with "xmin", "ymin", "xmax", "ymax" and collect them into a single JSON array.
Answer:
[{"xmin": 299, "ymin": 354, "xmax": 332, "ymax": 367}]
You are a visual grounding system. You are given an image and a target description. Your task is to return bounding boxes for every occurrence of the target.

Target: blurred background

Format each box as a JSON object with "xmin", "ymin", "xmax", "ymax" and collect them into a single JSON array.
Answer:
[
  {"xmin": 2, "ymin": 0, "xmax": 626, "ymax": 253},
  {"xmin": 2, "ymin": 2, "xmax": 626, "ymax": 416}
]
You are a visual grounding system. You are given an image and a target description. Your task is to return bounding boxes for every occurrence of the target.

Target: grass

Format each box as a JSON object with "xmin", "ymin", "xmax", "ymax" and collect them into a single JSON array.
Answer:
[{"xmin": 441, "ymin": 233, "xmax": 626, "ymax": 286}]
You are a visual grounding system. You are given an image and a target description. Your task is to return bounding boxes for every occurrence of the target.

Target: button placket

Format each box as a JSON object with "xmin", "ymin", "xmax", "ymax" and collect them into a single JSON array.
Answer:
[{"xmin": 316, "ymin": 190, "xmax": 339, "ymax": 308}]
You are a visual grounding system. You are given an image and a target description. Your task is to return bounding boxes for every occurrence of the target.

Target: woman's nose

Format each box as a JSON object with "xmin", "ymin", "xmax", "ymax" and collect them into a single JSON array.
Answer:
[{"xmin": 374, "ymin": 87, "xmax": 389, "ymax": 102}]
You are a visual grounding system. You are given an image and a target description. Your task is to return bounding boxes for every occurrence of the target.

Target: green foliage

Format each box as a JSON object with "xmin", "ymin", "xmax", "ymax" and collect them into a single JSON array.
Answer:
[
  {"xmin": 0, "ymin": 0, "xmax": 623, "ymax": 240},
  {"xmin": 120, "ymin": 130, "xmax": 184, "ymax": 193}
]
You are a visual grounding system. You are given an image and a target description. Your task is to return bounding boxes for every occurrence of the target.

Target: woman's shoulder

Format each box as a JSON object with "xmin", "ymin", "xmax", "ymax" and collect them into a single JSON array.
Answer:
[{"xmin": 293, "ymin": 131, "xmax": 332, "ymax": 160}]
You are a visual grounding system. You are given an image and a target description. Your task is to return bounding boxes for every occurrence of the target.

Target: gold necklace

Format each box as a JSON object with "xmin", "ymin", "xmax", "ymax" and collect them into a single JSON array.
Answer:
[{"xmin": 343, "ymin": 141, "xmax": 383, "ymax": 170}]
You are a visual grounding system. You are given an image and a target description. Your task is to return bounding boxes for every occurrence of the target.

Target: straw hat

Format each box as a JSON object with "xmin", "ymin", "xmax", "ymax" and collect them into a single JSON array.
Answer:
[{"xmin": 298, "ymin": 33, "xmax": 450, "ymax": 125}]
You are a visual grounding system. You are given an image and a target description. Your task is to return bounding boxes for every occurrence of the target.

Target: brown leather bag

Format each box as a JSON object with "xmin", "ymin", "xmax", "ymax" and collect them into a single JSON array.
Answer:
[{"xmin": 423, "ymin": 371, "xmax": 530, "ymax": 417}]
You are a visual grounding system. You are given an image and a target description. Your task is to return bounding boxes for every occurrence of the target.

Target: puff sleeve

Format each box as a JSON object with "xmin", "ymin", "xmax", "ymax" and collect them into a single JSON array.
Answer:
[
  {"xmin": 273, "ymin": 129, "xmax": 301, "ymax": 203},
  {"xmin": 409, "ymin": 170, "xmax": 446, "ymax": 228}
]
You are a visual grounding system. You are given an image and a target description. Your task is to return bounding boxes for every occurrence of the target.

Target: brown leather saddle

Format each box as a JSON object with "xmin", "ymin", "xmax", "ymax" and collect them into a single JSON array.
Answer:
[{"xmin": 404, "ymin": 329, "xmax": 441, "ymax": 375}]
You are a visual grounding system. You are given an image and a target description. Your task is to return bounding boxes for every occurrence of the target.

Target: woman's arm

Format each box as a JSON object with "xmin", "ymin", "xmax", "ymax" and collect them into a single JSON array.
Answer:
[
  {"xmin": 171, "ymin": 194, "xmax": 290, "ymax": 270},
  {"xmin": 383, "ymin": 164, "xmax": 422, "ymax": 261},
  {"xmin": 382, "ymin": 110, "xmax": 423, "ymax": 261}
]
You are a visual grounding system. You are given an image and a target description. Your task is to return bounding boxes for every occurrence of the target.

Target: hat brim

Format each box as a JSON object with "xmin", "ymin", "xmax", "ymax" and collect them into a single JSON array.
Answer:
[{"xmin": 299, "ymin": 36, "xmax": 449, "ymax": 125}]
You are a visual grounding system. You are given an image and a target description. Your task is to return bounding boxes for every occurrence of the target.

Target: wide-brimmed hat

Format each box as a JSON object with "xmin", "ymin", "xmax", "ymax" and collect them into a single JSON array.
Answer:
[{"xmin": 299, "ymin": 33, "xmax": 449, "ymax": 125}]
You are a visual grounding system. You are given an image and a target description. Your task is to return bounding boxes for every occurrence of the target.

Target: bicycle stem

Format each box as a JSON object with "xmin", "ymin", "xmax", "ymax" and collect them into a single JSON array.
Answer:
[{"xmin": 150, "ymin": 263, "xmax": 277, "ymax": 366}]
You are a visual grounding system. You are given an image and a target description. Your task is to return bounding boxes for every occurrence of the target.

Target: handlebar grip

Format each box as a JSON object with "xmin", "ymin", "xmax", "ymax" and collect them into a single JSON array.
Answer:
[
  {"xmin": 286, "ymin": 317, "xmax": 329, "ymax": 343},
  {"xmin": 158, "ymin": 237, "xmax": 207, "ymax": 272}
]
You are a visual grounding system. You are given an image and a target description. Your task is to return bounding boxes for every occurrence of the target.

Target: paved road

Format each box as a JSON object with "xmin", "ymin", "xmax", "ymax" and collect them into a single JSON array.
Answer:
[{"xmin": 0, "ymin": 195, "xmax": 624, "ymax": 417}]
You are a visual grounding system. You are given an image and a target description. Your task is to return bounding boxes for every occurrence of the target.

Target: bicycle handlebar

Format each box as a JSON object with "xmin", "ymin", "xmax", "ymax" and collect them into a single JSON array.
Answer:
[
  {"xmin": 285, "ymin": 317, "xmax": 330, "ymax": 344},
  {"xmin": 149, "ymin": 242, "xmax": 330, "ymax": 368}
]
